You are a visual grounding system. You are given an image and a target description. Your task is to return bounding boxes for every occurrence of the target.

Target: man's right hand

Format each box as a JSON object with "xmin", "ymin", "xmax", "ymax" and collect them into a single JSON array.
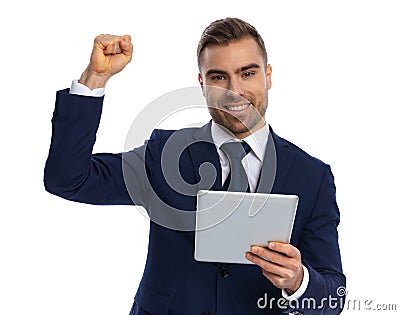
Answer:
[{"xmin": 79, "ymin": 34, "xmax": 133, "ymax": 90}]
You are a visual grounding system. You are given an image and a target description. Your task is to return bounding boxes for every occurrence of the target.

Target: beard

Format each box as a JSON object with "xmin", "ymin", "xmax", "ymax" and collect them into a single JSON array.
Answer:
[{"xmin": 207, "ymin": 92, "xmax": 268, "ymax": 137}]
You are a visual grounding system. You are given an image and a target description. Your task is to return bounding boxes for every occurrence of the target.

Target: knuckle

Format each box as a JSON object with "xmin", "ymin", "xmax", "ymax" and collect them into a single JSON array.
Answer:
[
  {"xmin": 282, "ymin": 269, "xmax": 293, "ymax": 279},
  {"xmin": 258, "ymin": 260, "xmax": 267, "ymax": 270},
  {"xmin": 94, "ymin": 35, "xmax": 103, "ymax": 42},
  {"xmin": 276, "ymin": 278, "xmax": 285, "ymax": 288},
  {"xmin": 289, "ymin": 260, "xmax": 300, "ymax": 271},
  {"xmin": 290, "ymin": 246, "xmax": 300, "ymax": 258}
]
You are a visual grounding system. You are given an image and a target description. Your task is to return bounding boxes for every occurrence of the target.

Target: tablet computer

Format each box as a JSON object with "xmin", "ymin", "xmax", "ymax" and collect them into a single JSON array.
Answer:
[{"xmin": 194, "ymin": 190, "xmax": 299, "ymax": 264}]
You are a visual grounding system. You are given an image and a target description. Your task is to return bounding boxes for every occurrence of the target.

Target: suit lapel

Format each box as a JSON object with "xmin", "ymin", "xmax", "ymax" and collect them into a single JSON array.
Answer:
[
  {"xmin": 257, "ymin": 127, "xmax": 294, "ymax": 194},
  {"xmin": 187, "ymin": 124, "xmax": 294, "ymax": 194},
  {"xmin": 186, "ymin": 122, "xmax": 222, "ymax": 191},
  {"xmin": 186, "ymin": 122, "xmax": 224, "ymax": 268}
]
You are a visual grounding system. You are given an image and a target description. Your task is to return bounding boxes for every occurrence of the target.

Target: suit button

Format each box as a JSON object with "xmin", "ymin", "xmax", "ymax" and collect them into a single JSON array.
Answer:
[
  {"xmin": 220, "ymin": 267, "xmax": 230, "ymax": 278},
  {"xmin": 201, "ymin": 312, "xmax": 211, "ymax": 315}
]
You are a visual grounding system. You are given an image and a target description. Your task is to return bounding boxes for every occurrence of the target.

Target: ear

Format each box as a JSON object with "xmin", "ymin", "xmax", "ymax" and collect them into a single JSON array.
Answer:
[
  {"xmin": 266, "ymin": 64, "xmax": 272, "ymax": 90},
  {"xmin": 198, "ymin": 73, "xmax": 205, "ymax": 95}
]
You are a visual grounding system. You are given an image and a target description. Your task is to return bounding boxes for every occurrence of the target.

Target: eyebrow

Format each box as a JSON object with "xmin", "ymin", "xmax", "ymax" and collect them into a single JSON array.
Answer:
[{"xmin": 205, "ymin": 63, "xmax": 261, "ymax": 77}]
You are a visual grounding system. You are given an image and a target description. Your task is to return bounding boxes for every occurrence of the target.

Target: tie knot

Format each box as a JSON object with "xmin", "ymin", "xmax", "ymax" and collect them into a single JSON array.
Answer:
[{"xmin": 220, "ymin": 141, "xmax": 251, "ymax": 160}]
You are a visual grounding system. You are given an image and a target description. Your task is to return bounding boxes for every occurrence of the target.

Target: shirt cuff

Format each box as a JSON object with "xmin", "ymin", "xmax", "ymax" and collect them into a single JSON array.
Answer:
[
  {"xmin": 282, "ymin": 265, "xmax": 309, "ymax": 301},
  {"xmin": 70, "ymin": 80, "xmax": 105, "ymax": 97}
]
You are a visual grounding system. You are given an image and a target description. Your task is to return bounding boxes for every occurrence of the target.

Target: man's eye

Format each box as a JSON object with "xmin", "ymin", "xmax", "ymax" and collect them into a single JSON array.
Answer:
[
  {"xmin": 212, "ymin": 75, "xmax": 226, "ymax": 81},
  {"xmin": 242, "ymin": 72, "xmax": 254, "ymax": 78}
]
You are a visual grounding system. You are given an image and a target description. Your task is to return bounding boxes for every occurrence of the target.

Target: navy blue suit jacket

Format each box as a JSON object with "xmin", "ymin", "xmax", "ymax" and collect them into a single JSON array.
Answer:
[{"xmin": 44, "ymin": 90, "xmax": 345, "ymax": 314}]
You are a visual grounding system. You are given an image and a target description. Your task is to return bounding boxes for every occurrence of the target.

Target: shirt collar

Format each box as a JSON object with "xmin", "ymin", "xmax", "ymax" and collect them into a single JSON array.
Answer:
[{"xmin": 211, "ymin": 121, "xmax": 269, "ymax": 162}]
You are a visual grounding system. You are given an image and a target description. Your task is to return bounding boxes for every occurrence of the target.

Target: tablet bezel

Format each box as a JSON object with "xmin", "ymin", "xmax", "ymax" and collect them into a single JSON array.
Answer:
[{"xmin": 194, "ymin": 190, "xmax": 299, "ymax": 264}]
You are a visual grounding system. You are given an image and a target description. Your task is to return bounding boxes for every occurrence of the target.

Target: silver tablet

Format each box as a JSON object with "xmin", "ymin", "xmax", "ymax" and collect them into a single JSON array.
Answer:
[{"xmin": 194, "ymin": 190, "xmax": 299, "ymax": 264}]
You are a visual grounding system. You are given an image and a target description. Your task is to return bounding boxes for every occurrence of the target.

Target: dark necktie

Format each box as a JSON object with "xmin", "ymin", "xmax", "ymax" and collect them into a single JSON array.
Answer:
[{"xmin": 220, "ymin": 141, "xmax": 252, "ymax": 192}]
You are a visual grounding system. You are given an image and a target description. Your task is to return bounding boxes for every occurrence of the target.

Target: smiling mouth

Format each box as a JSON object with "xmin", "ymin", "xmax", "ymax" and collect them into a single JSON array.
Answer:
[{"xmin": 223, "ymin": 102, "xmax": 252, "ymax": 112}]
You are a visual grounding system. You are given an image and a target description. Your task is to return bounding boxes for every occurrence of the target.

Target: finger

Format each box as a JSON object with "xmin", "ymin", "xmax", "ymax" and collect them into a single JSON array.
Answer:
[
  {"xmin": 250, "ymin": 246, "xmax": 287, "ymax": 266},
  {"xmin": 110, "ymin": 38, "xmax": 123, "ymax": 55},
  {"xmin": 121, "ymin": 34, "xmax": 132, "ymax": 44},
  {"xmin": 247, "ymin": 251, "xmax": 301, "ymax": 288},
  {"xmin": 94, "ymin": 34, "xmax": 114, "ymax": 50},
  {"xmin": 268, "ymin": 242, "xmax": 300, "ymax": 259},
  {"xmin": 247, "ymin": 247, "xmax": 300, "ymax": 273},
  {"xmin": 96, "ymin": 35, "xmax": 121, "ymax": 55},
  {"xmin": 245, "ymin": 252, "xmax": 284, "ymax": 275},
  {"xmin": 120, "ymin": 35, "xmax": 133, "ymax": 61},
  {"xmin": 260, "ymin": 244, "xmax": 302, "ymax": 273},
  {"xmin": 262, "ymin": 270, "xmax": 287, "ymax": 289},
  {"xmin": 120, "ymin": 37, "xmax": 133, "ymax": 51}
]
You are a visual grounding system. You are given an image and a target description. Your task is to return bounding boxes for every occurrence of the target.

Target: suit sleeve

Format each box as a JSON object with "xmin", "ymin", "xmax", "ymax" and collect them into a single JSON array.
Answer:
[
  {"xmin": 289, "ymin": 165, "xmax": 346, "ymax": 315},
  {"xmin": 44, "ymin": 89, "xmax": 149, "ymax": 206}
]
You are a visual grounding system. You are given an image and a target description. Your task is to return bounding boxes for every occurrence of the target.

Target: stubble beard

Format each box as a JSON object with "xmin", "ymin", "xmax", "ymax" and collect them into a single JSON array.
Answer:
[{"xmin": 208, "ymin": 94, "xmax": 268, "ymax": 137}]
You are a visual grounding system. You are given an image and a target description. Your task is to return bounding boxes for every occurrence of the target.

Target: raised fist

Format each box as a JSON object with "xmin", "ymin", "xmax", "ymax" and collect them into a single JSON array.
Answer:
[{"xmin": 79, "ymin": 34, "xmax": 133, "ymax": 89}]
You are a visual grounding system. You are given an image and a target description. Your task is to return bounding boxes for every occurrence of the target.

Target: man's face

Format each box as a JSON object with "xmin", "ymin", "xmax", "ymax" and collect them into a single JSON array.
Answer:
[{"xmin": 198, "ymin": 37, "xmax": 272, "ymax": 139}]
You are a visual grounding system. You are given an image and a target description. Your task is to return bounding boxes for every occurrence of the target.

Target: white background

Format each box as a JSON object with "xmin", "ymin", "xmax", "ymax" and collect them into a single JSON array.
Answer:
[{"xmin": 1, "ymin": 0, "xmax": 399, "ymax": 314}]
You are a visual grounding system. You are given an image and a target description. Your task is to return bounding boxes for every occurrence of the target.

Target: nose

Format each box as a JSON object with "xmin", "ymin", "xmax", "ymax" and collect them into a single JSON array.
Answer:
[{"xmin": 226, "ymin": 78, "xmax": 244, "ymax": 97}]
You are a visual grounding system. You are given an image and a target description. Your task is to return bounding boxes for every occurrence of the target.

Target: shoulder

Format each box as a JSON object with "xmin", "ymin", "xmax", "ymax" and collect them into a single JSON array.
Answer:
[
  {"xmin": 148, "ymin": 127, "xmax": 200, "ymax": 143},
  {"xmin": 143, "ymin": 126, "xmax": 204, "ymax": 157},
  {"xmin": 271, "ymin": 127, "xmax": 329, "ymax": 171}
]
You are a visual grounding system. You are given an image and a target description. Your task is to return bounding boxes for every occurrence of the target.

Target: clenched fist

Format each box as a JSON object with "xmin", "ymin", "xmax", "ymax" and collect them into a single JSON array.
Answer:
[{"xmin": 79, "ymin": 34, "xmax": 133, "ymax": 90}]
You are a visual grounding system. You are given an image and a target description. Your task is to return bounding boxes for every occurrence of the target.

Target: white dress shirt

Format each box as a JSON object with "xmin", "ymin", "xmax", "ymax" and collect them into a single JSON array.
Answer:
[
  {"xmin": 211, "ymin": 121, "xmax": 268, "ymax": 192},
  {"xmin": 69, "ymin": 80, "xmax": 309, "ymax": 301},
  {"xmin": 70, "ymin": 80, "xmax": 106, "ymax": 97}
]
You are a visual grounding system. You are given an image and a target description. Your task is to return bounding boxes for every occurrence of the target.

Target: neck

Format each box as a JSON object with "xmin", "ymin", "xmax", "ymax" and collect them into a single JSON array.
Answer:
[{"xmin": 233, "ymin": 119, "xmax": 266, "ymax": 139}]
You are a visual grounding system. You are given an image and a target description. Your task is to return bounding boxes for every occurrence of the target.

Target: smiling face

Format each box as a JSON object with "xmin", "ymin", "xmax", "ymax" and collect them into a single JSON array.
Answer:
[{"xmin": 198, "ymin": 37, "xmax": 272, "ymax": 139}]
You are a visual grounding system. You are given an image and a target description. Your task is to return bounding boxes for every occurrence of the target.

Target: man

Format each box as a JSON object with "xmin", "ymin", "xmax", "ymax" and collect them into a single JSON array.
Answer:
[{"xmin": 44, "ymin": 18, "xmax": 345, "ymax": 314}]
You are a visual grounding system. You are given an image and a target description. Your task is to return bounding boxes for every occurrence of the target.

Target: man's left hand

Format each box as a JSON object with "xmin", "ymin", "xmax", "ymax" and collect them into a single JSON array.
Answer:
[{"xmin": 245, "ymin": 242, "xmax": 304, "ymax": 295}]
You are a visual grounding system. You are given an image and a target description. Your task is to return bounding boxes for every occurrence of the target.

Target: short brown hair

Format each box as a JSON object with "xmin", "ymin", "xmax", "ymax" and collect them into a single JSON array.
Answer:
[{"xmin": 197, "ymin": 17, "xmax": 268, "ymax": 69}]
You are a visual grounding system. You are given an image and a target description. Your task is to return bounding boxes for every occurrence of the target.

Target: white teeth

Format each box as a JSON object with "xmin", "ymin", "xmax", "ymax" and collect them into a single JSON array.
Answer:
[{"xmin": 227, "ymin": 104, "xmax": 249, "ymax": 111}]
